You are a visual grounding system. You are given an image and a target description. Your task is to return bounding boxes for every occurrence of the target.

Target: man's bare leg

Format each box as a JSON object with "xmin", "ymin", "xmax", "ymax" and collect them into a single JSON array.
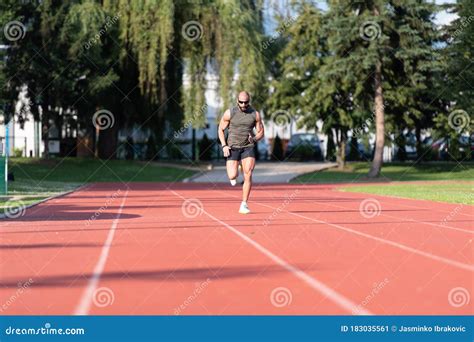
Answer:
[
  {"xmin": 226, "ymin": 160, "xmax": 239, "ymax": 186},
  {"xmin": 239, "ymin": 157, "xmax": 255, "ymax": 213}
]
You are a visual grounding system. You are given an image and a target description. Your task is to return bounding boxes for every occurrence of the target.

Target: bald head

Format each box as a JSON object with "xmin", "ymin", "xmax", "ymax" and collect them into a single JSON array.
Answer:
[
  {"xmin": 238, "ymin": 91, "xmax": 250, "ymax": 101},
  {"xmin": 237, "ymin": 91, "xmax": 250, "ymax": 111}
]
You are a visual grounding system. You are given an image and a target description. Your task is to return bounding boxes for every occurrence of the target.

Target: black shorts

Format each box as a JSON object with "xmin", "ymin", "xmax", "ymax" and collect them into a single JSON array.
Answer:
[{"xmin": 226, "ymin": 146, "xmax": 255, "ymax": 161}]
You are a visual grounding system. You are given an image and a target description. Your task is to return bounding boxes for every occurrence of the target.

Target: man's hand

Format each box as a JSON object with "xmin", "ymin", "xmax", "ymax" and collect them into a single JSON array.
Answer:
[
  {"xmin": 248, "ymin": 134, "xmax": 255, "ymax": 144},
  {"xmin": 223, "ymin": 145, "xmax": 231, "ymax": 157}
]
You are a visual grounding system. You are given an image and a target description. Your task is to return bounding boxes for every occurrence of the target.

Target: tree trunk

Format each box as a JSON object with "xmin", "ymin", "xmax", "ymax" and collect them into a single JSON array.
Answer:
[
  {"xmin": 95, "ymin": 125, "xmax": 100, "ymax": 159},
  {"xmin": 415, "ymin": 124, "xmax": 422, "ymax": 161},
  {"xmin": 326, "ymin": 129, "xmax": 335, "ymax": 161},
  {"xmin": 336, "ymin": 130, "xmax": 347, "ymax": 170},
  {"xmin": 336, "ymin": 140, "xmax": 346, "ymax": 170},
  {"xmin": 98, "ymin": 123, "xmax": 118, "ymax": 159},
  {"xmin": 368, "ymin": 59, "xmax": 385, "ymax": 178},
  {"xmin": 42, "ymin": 112, "xmax": 49, "ymax": 159}
]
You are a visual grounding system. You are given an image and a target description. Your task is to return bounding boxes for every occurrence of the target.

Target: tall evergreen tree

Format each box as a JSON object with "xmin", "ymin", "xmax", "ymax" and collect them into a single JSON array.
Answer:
[
  {"xmin": 323, "ymin": 0, "xmax": 442, "ymax": 176},
  {"xmin": 2, "ymin": 0, "xmax": 81, "ymax": 157},
  {"xmin": 440, "ymin": 0, "xmax": 473, "ymax": 134},
  {"xmin": 267, "ymin": 3, "xmax": 355, "ymax": 168},
  {"xmin": 269, "ymin": 0, "xmax": 442, "ymax": 171}
]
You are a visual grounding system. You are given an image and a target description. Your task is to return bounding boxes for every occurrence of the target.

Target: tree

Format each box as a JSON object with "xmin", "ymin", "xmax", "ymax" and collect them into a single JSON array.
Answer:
[
  {"xmin": 383, "ymin": 1, "xmax": 443, "ymax": 161},
  {"xmin": 274, "ymin": 0, "xmax": 442, "ymax": 174},
  {"xmin": 1, "ymin": 0, "xmax": 267, "ymax": 160},
  {"xmin": 267, "ymin": 3, "xmax": 352, "ymax": 168},
  {"xmin": 439, "ymin": 0, "xmax": 474, "ymax": 139},
  {"xmin": 2, "ymin": 1, "xmax": 79, "ymax": 157},
  {"xmin": 323, "ymin": 0, "xmax": 442, "ymax": 176}
]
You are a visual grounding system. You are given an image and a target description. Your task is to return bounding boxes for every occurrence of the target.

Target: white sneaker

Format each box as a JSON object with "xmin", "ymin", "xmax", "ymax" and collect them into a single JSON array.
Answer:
[
  {"xmin": 230, "ymin": 179, "xmax": 237, "ymax": 186},
  {"xmin": 239, "ymin": 202, "xmax": 251, "ymax": 214}
]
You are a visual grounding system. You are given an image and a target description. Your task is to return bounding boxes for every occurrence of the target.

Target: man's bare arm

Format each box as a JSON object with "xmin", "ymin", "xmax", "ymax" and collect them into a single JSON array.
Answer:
[
  {"xmin": 253, "ymin": 111, "xmax": 265, "ymax": 142},
  {"xmin": 218, "ymin": 109, "xmax": 231, "ymax": 146}
]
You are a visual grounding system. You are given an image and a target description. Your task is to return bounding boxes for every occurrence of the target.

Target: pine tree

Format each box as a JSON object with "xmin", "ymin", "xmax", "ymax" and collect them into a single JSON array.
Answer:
[
  {"xmin": 267, "ymin": 2, "xmax": 354, "ymax": 168},
  {"xmin": 441, "ymin": 0, "xmax": 473, "ymax": 136},
  {"xmin": 325, "ymin": 0, "xmax": 442, "ymax": 176},
  {"xmin": 271, "ymin": 135, "xmax": 284, "ymax": 161},
  {"xmin": 268, "ymin": 1, "xmax": 442, "ymax": 170}
]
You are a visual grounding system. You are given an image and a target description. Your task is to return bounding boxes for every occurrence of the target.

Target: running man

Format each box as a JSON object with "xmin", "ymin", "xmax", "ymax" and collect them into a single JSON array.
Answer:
[{"xmin": 218, "ymin": 91, "xmax": 265, "ymax": 214}]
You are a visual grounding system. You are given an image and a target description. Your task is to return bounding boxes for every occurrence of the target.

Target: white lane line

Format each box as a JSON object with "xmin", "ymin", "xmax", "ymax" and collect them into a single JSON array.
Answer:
[
  {"xmin": 170, "ymin": 189, "xmax": 372, "ymax": 315},
  {"xmin": 260, "ymin": 187, "xmax": 473, "ymax": 234},
  {"xmin": 253, "ymin": 200, "xmax": 474, "ymax": 272},
  {"xmin": 321, "ymin": 199, "xmax": 474, "ymax": 234},
  {"xmin": 74, "ymin": 189, "xmax": 129, "ymax": 315},
  {"xmin": 213, "ymin": 187, "xmax": 474, "ymax": 272}
]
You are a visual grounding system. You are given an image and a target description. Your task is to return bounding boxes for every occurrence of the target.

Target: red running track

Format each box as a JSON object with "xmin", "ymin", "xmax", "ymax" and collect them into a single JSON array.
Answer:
[{"xmin": 0, "ymin": 182, "xmax": 472, "ymax": 315}]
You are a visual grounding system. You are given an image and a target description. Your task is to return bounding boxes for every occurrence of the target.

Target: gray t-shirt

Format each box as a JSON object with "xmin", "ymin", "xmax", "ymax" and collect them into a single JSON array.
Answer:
[{"xmin": 227, "ymin": 106, "xmax": 257, "ymax": 148}]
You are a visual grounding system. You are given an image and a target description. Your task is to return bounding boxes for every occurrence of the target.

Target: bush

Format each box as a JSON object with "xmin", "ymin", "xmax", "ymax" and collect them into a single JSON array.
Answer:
[
  {"xmin": 146, "ymin": 135, "xmax": 158, "ymax": 160},
  {"xmin": 395, "ymin": 133, "xmax": 407, "ymax": 161},
  {"xmin": 417, "ymin": 144, "xmax": 436, "ymax": 162},
  {"xmin": 125, "ymin": 136, "xmax": 134, "ymax": 160},
  {"xmin": 447, "ymin": 136, "xmax": 469, "ymax": 161},
  {"xmin": 13, "ymin": 147, "xmax": 23, "ymax": 158},
  {"xmin": 198, "ymin": 133, "xmax": 213, "ymax": 161},
  {"xmin": 347, "ymin": 136, "xmax": 360, "ymax": 161},
  {"xmin": 326, "ymin": 134, "xmax": 336, "ymax": 161},
  {"xmin": 167, "ymin": 144, "xmax": 184, "ymax": 160},
  {"xmin": 271, "ymin": 135, "xmax": 284, "ymax": 161}
]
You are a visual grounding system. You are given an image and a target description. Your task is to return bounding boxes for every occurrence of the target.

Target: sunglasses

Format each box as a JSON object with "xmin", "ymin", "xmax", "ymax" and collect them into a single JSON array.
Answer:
[{"xmin": 238, "ymin": 100, "xmax": 249, "ymax": 105}]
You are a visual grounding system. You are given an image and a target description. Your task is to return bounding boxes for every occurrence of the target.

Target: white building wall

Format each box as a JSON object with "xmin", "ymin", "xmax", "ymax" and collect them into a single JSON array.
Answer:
[{"xmin": 1, "ymin": 88, "xmax": 43, "ymax": 157}]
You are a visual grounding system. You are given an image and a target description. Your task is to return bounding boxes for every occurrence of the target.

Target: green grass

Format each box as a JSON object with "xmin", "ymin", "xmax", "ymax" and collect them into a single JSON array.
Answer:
[
  {"xmin": 292, "ymin": 162, "xmax": 474, "ymax": 184},
  {"xmin": 1, "ymin": 179, "xmax": 81, "ymax": 214},
  {"xmin": 0, "ymin": 196, "xmax": 51, "ymax": 215},
  {"xmin": 9, "ymin": 157, "xmax": 196, "ymax": 183},
  {"xmin": 340, "ymin": 182, "xmax": 474, "ymax": 204},
  {"xmin": 292, "ymin": 161, "xmax": 474, "ymax": 204},
  {"xmin": 1, "ymin": 158, "xmax": 197, "ymax": 211}
]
